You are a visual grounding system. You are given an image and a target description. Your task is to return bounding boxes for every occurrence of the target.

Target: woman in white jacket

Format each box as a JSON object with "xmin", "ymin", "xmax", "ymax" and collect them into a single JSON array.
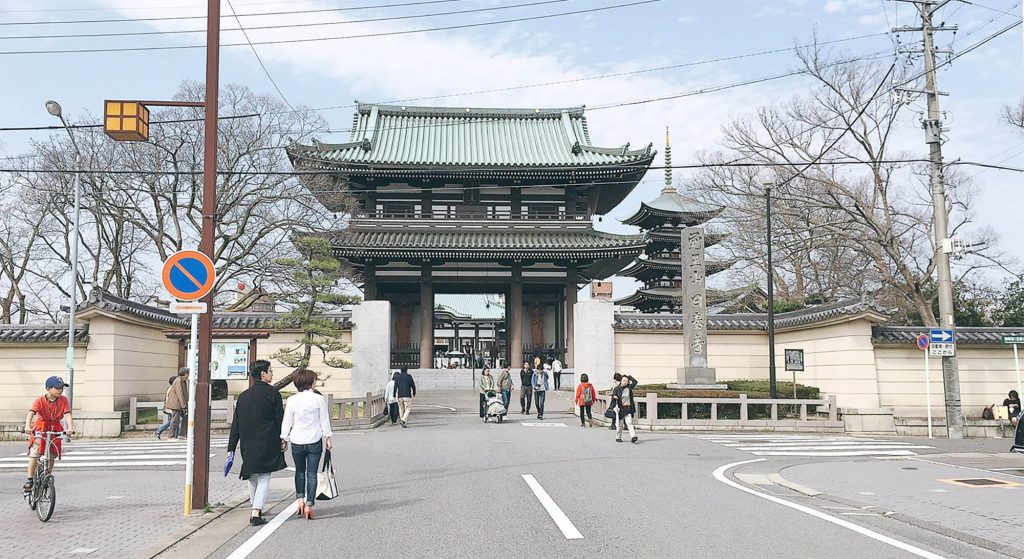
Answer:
[
  {"xmin": 385, "ymin": 372, "xmax": 399, "ymax": 425},
  {"xmin": 280, "ymin": 369, "xmax": 333, "ymax": 520}
]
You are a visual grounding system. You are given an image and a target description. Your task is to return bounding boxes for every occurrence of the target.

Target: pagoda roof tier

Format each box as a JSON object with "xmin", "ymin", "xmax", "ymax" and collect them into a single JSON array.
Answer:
[
  {"xmin": 618, "ymin": 257, "xmax": 736, "ymax": 280},
  {"xmin": 648, "ymin": 229, "xmax": 728, "ymax": 248},
  {"xmin": 329, "ymin": 227, "xmax": 645, "ymax": 279},
  {"xmin": 621, "ymin": 190, "xmax": 723, "ymax": 229}
]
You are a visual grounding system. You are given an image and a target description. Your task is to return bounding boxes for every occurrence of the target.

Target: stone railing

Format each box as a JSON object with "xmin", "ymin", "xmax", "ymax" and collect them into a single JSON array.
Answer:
[
  {"xmin": 592, "ymin": 393, "xmax": 843, "ymax": 432},
  {"xmin": 325, "ymin": 392, "xmax": 387, "ymax": 429},
  {"xmin": 127, "ymin": 396, "xmax": 236, "ymax": 430}
]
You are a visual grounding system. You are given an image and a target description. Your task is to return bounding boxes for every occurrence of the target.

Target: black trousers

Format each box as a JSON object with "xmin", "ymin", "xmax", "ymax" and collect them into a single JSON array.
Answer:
[
  {"xmin": 388, "ymin": 402, "xmax": 399, "ymax": 423},
  {"xmin": 520, "ymin": 386, "xmax": 533, "ymax": 413},
  {"xmin": 554, "ymin": 372, "xmax": 561, "ymax": 390},
  {"xmin": 579, "ymin": 404, "xmax": 593, "ymax": 424}
]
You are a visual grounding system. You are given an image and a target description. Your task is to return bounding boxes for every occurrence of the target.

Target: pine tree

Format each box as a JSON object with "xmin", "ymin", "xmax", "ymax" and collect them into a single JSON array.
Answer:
[{"xmin": 270, "ymin": 236, "xmax": 360, "ymax": 389}]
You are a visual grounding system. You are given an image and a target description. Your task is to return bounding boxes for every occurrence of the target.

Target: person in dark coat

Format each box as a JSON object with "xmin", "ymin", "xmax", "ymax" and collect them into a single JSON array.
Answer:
[
  {"xmin": 227, "ymin": 360, "xmax": 287, "ymax": 526},
  {"xmin": 395, "ymin": 367, "xmax": 416, "ymax": 428},
  {"xmin": 610, "ymin": 373, "xmax": 639, "ymax": 444}
]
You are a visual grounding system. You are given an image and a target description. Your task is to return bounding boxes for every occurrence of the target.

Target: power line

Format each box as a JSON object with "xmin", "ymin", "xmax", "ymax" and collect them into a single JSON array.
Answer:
[
  {"xmin": 0, "ymin": 42, "xmax": 890, "ymax": 134},
  {"xmin": 0, "ymin": 0, "xmax": 468, "ymax": 25},
  {"xmin": 0, "ymin": 0, "xmax": 662, "ymax": 55},
  {"xmin": 225, "ymin": 0, "xmax": 303, "ymax": 121},
  {"xmin": 0, "ymin": 0, "xmax": 573, "ymax": 41}
]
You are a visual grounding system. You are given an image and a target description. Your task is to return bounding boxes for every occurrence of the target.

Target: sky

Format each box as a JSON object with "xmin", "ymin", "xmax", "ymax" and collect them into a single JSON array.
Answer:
[{"xmin": 0, "ymin": 0, "xmax": 1021, "ymax": 301}]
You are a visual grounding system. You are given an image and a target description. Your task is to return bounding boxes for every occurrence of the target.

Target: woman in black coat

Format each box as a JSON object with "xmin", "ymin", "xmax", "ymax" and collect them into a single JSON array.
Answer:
[
  {"xmin": 228, "ymin": 360, "xmax": 287, "ymax": 525},
  {"xmin": 610, "ymin": 374, "xmax": 638, "ymax": 444}
]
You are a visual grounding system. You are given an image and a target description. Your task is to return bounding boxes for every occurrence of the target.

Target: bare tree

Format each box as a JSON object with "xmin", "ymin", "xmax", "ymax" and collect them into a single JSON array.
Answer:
[
  {"xmin": 691, "ymin": 45, "xmax": 1004, "ymax": 324},
  {"xmin": 1004, "ymin": 98, "xmax": 1024, "ymax": 133}
]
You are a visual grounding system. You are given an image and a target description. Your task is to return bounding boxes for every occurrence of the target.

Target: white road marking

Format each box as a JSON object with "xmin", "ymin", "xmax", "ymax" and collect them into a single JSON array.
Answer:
[
  {"xmin": 521, "ymin": 423, "xmax": 566, "ymax": 428},
  {"xmin": 737, "ymin": 445, "xmax": 933, "ymax": 451},
  {"xmin": 745, "ymin": 448, "xmax": 921, "ymax": 452},
  {"xmin": 714, "ymin": 459, "xmax": 948, "ymax": 559},
  {"xmin": 0, "ymin": 454, "xmax": 214, "ymax": 462},
  {"xmin": 70, "ymin": 548, "xmax": 98, "ymax": 554},
  {"xmin": 929, "ymin": 489, "xmax": 948, "ymax": 493},
  {"xmin": 521, "ymin": 474, "xmax": 583, "ymax": 540},
  {"xmin": 0, "ymin": 461, "xmax": 185, "ymax": 468},
  {"xmin": 225, "ymin": 501, "xmax": 299, "ymax": 559},
  {"xmin": 106, "ymin": 496, "xmax": 124, "ymax": 499},
  {"xmin": 859, "ymin": 492, "xmax": 876, "ymax": 496}
]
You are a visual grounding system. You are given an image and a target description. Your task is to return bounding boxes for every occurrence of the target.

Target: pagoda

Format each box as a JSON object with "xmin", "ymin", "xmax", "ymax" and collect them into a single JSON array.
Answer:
[
  {"xmin": 616, "ymin": 128, "xmax": 733, "ymax": 313},
  {"xmin": 288, "ymin": 104, "xmax": 655, "ymax": 369}
]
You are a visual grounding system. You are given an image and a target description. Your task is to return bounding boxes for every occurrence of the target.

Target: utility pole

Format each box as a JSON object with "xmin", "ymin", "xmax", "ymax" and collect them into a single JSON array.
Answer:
[
  {"xmin": 894, "ymin": 0, "xmax": 963, "ymax": 438},
  {"xmin": 193, "ymin": 0, "xmax": 221, "ymax": 508}
]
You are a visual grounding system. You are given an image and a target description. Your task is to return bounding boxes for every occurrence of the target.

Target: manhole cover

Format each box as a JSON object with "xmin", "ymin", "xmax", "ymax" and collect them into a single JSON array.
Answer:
[{"xmin": 953, "ymin": 478, "xmax": 1009, "ymax": 486}]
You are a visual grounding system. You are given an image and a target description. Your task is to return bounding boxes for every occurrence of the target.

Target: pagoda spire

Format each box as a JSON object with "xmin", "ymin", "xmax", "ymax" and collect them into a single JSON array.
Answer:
[{"xmin": 662, "ymin": 126, "xmax": 674, "ymax": 194}]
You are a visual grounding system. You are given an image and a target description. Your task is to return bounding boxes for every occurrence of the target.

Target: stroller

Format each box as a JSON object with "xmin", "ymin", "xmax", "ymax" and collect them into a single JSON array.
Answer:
[{"xmin": 484, "ymin": 390, "xmax": 506, "ymax": 423}]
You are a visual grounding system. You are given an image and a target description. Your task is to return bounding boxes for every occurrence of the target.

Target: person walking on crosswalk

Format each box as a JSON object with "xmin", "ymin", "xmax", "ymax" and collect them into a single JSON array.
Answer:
[
  {"xmin": 395, "ymin": 368, "xmax": 416, "ymax": 428},
  {"xmin": 156, "ymin": 368, "xmax": 189, "ymax": 440}
]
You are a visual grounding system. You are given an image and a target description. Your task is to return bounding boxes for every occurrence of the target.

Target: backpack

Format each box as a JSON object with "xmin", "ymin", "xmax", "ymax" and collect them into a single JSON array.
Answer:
[{"xmin": 582, "ymin": 384, "xmax": 594, "ymax": 405}]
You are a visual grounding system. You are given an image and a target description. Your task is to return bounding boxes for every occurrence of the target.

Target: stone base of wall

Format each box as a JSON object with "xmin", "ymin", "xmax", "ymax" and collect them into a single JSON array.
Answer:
[
  {"xmin": 896, "ymin": 417, "xmax": 1016, "ymax": 439},
  {"xmin": 73, "ymin": 411, "xmax": 125, "ymax": 438},
  {"xmin": 840, "ymin": 407, "xmax": 896, "ymax": 435}
]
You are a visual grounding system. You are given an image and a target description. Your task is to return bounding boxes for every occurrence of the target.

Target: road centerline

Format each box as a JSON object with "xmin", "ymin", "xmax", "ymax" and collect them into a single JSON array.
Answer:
[
  {"xmin": 521, "ymin": 474, "xmax": 583, "ymax": 540},
  {"xmin": 225, "ymin": 500, "xmax": 299, "ymax": 559}
]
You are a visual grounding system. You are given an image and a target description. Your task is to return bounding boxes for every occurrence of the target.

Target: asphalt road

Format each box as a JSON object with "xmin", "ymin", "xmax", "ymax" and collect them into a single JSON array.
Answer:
[{"xmin": 196, "ymin": 390, "xmax": 1004, "ymax": 559}]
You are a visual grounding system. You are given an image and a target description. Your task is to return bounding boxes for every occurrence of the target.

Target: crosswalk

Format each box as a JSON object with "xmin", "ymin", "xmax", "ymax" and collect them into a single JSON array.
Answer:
[
  {"xmin": 0, "ymin": 437, "xmax": 228, "ymax": 470},
  {"xmin": 697, "ymin": 434, "xmax": 934, "ymax": 457}
]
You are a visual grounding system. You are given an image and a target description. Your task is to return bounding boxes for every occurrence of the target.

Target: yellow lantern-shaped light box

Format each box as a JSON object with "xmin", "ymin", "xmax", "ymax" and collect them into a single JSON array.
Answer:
[{"xmin": 104, "ymin": 100, "xmax": 150, "ymax": 141}]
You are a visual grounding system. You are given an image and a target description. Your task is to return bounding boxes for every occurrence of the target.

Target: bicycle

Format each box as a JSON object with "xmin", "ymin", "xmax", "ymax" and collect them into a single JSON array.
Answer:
[{"xmin": 25, "ymin": 430, "xmax": 67, "ymax": 522}]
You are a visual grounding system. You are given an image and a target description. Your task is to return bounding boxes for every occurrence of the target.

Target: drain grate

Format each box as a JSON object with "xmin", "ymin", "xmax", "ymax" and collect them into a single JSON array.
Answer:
[
  {"xmin": 938, "ymin": 477, "xmax": 1023, "ymax": 488},
  {"xmin": 954, "ymin": 478, "xmax": 1009, "ymax": 486}
]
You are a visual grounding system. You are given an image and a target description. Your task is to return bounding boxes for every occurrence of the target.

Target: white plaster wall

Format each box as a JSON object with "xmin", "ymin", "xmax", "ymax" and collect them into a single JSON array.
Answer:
[
  {"xmin": 0, "ymin": 345, "xmax": 86, "ymax": 422},
  {"xmin": 876, "ymin": 344, "xmax": 1023, "ymax": 418},
  {"xmin": 776, "ymin": 320, "xmax": 880, "ymax": 409}
]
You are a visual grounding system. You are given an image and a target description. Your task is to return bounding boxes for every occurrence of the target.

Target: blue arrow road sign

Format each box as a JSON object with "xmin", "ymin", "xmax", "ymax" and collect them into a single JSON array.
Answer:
[{"xmin": 929, "ymin": 329, "xmax": 955, "ymax": 343}]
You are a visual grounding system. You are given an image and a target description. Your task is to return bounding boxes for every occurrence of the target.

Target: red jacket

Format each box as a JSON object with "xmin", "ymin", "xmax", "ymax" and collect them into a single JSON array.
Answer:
[{"xmin": 575, "ymin": 383, "xmax": 596, "ymax": 406}]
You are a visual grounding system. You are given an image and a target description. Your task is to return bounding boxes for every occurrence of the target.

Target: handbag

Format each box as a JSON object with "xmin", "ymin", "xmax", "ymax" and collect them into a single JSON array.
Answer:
[
  {"xmin": 315, "ymin": 449, "xmax": 339, "ymax": 501},
  {"xmin": 604, "ymin": 407, "xmax": 617, "ymax": 419}
]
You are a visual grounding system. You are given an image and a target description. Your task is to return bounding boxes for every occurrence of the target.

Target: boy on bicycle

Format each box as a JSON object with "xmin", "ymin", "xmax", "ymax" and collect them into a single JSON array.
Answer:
[{"xmin": 23, "ymin": 376, "xmax": 74, "ymax": 495}]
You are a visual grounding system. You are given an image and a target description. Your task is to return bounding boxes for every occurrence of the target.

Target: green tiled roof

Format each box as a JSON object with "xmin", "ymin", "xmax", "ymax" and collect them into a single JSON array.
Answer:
[
  {"xmin": 288, "ymin": 104, "xmax": 654, "ymax": 169},
  {"xmin": 331, "ymin": 228, "xmax": 646, "ymax": 259}
]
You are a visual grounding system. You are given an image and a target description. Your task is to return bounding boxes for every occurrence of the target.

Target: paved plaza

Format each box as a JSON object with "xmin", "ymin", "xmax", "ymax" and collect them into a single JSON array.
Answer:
[{"xmin": 3, "ymin": 389, "xmax": 1022, "ymax": 559}]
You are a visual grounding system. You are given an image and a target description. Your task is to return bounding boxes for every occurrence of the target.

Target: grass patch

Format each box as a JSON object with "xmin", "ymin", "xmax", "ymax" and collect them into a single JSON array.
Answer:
[{"xmin": 136, "ymin": 407, "xmax": 161, "ymax": 424}]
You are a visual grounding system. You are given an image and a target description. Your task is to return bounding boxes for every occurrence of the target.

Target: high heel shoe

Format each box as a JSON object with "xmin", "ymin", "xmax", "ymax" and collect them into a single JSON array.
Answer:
[
  {"xmin": 296, "ymin": 500, "xmax": 305, "ymax": 516},
  {"xmin": 304, "ymin": 505, "xmax": 314, "ymax": 520}
]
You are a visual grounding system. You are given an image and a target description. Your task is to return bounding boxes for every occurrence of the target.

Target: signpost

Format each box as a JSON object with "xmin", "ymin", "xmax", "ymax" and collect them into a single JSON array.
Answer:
[
  {"xmin": 1003, "ymin": 336, "xmax": 1024, "ymax": 401},
  {"xmin": 916, "ymin": 334, "xmax": 933, "ymax": 439},
  {"xmin": 162, "ymin": 250, "xmax": 216, "ymax": 515},
  {"xmin": 784, "ymin": 349, "xmax": 804, "ymax": 399},
  {"xmin": 929, "ymin": 328, "xmax": 955, "ymax": 357}
]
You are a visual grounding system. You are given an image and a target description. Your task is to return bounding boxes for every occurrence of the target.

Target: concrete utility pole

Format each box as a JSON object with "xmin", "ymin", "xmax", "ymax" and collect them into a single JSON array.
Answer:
[{"xmin": 894, "ymin": 0, "xmax": 963, "ymax": 438}]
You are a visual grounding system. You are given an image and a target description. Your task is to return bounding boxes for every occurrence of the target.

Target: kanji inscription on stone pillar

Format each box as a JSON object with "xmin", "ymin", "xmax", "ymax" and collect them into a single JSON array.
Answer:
[{"xmin": 670, "ymin": 226, "xmax": 720, "ymax": 388}]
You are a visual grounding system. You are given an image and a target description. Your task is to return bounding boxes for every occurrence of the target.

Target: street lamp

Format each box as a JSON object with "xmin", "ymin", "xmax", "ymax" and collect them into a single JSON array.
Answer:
[
  {"xmin": 756, "ymin": 168, "xmax": 778, "ymax": 399},
  {"xmin": 46, "ymin": 100, "xmax": 83, "ymax": 412}
]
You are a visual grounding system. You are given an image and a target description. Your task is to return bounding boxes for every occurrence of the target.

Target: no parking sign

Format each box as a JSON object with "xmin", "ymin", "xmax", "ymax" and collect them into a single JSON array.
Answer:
[{"xmin": 162, "ymin": 250, "xmax": 215, "ymax": 302}]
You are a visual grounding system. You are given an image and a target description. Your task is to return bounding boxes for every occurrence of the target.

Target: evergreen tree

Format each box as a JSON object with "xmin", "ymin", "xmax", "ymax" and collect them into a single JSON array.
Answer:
[
  {"xmin": 270, "ymin": 236, "xmax": 360, "ymax": 389},
  {"xmin": 996, "ymin": 280, "xmax": 1024, "ymax": 327}
]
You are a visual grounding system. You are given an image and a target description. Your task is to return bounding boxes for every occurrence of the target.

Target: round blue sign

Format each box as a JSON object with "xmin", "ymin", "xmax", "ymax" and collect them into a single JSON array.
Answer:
[
  {"xmin": 915, "ymin": 334, "xmax": 930, "ymax": 351},
  {"xmin": 161, "ymin": 250, "xmax": 216, "ymax": 301}
]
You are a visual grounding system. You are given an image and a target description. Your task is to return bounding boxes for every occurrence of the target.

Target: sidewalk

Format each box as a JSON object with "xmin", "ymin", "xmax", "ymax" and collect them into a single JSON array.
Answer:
[
  {"xmin": 0, "ymin": 464, "xmax": 255, "ymax": 559},
  {"xmin": 778, "ymin": 449, "xmax": 1024, "ymax": 558}
]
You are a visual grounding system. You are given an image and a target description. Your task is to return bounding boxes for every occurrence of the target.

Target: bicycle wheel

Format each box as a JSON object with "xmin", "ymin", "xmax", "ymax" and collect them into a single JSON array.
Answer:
[{"xmin": 35, "ymin": 475, "xmax": 55, "ymax": 522}]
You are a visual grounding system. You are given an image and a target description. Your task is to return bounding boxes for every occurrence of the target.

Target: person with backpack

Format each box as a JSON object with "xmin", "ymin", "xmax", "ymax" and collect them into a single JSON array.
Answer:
[
  {"xmin": 610, "ymin": 373, "xmax": 639, "ymax": 443},
  {"xmin": 575, "ymin": 373, "xmax": 596, "ymax": 427}
]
